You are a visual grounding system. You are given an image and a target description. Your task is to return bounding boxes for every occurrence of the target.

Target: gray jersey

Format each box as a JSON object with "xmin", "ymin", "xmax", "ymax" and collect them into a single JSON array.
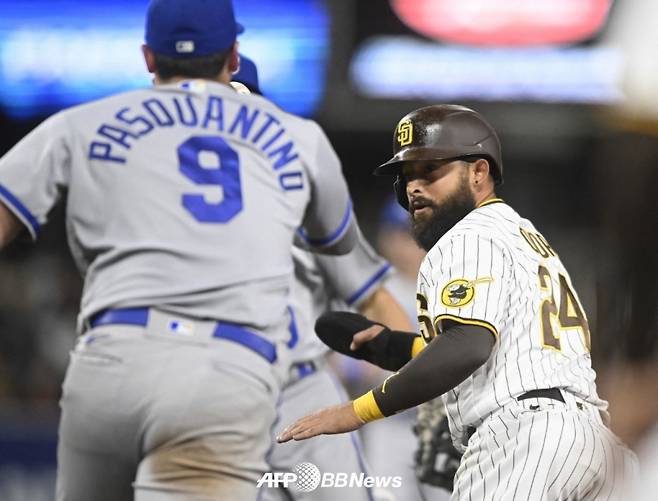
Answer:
[
  {"xmin": 0, "ymin": 80, "xmax": 356, "ymax": 340},
  {"xmin": 289, "ymin": 230, "xmax": 391, "ymax": 363}
]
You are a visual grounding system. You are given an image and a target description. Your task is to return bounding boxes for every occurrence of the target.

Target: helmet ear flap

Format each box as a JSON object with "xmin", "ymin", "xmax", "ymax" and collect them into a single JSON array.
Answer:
[{"xmin": 394, "ymin": 175, "xmax": 409, "ymax": 211}]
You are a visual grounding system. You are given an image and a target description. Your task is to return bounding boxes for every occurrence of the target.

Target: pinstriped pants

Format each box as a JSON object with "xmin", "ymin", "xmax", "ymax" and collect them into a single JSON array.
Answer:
[{"xmin": 451, "ymin": 397, "xmax": 637, "ymax": 501}]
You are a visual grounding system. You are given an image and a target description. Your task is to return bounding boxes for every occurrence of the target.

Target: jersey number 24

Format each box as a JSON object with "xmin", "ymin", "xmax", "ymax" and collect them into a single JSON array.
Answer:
[{"xmin": 537, "ymin": 265, "xmax": 591, "ymax": 352}]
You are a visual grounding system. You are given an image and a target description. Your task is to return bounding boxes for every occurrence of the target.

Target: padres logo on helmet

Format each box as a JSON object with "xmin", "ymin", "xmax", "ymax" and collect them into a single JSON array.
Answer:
[
  {"xmin": 441, "ymin": 277, "xmax": 493, "ymax": 308},
  {"xmin": 397, "ymin": 119, "xmax": 413, "ymax": 146}
]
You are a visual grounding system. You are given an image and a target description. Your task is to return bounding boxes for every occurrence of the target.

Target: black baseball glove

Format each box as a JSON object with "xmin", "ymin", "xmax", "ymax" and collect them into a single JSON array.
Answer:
[{"xmin": 413, "ymin": 398, "xmax": 462, "ymax": 491}]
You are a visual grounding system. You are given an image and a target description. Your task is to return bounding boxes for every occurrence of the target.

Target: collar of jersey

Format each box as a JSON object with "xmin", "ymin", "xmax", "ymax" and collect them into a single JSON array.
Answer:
[{"xmin": 476, "ymin": 198, "xmax": 505, "ymax": 209}]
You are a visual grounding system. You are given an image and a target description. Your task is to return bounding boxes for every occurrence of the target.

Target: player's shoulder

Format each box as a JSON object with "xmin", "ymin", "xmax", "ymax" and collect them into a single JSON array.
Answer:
[
  {"xmin": 57, "ymin": 87, "xmax": 154, "ymax": 120},
  {"xmin": 468, "ymin": 198, "xmax": 519, "ymax": 223},
  {"xmin": 267, "ymin": 102, "xmax": 326, "ymax": 141},
  {"xmin": 234, "ymin": 90, "xmax": 328, "ymax": 156},
  {"xmin": 16, "ymin": 87, "xmax": 151, "ymax": 139},
  {"xmin": 426, "ymin": 200, "xmax": 518, "ymax": 261},
  {"xmin": 226, "ymin": 86, "xmax": 322, "ymax": 134},
  {"xmin": 458, "ymin": 199, "xmax": 521, "ymax": 241}
]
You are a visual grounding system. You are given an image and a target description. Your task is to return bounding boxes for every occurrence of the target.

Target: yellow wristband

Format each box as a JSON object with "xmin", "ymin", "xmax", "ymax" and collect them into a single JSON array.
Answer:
[
  {"xmin": 411, "ymin": 336, "xmax": 426, "ymax": 358},
  {"xmin": 353, "ymin": 391, "xmax": 384, "ymax": 423}
]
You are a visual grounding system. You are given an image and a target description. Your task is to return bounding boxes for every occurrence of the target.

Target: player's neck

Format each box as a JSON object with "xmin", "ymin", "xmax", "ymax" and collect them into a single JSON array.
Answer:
[
  {"xmin": 153, "ymin": 69, "xmax": 233, "ymax": 86},
  {"xmin": 474, "ymin": 189, "xmax": 498, "ymax": 208}
]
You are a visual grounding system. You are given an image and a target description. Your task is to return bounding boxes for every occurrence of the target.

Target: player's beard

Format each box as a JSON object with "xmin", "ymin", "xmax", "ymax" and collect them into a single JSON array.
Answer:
[{"xmin": 410, "ymin": 178, "xmax": 476, "ymax": 252}]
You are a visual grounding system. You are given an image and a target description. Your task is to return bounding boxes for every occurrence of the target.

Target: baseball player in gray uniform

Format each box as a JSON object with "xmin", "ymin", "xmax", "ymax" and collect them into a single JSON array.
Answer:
[
  {"xmin": 0, "ymin": 1, "xmax": 359, "ymax": 500},
  {"xmin": 263, "ymin": 239, "xmax": 411, "ymax": 501},
  {"xmin": 278, "ymin": 105, "xmax": 638, "ymax": 500},
  {"xmin": 232, "ymin": 56, "xmax": 412, "ymax": 501}
]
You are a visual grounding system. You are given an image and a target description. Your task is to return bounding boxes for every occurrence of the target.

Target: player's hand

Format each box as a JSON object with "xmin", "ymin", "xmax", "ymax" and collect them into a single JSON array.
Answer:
[
  {"xmin": 350, "ymin": 324, "xmax": 385, "ymax": 351},
  {"xmin": 276, "ymin": 402, "xmax": 364, "ymax": 443}
]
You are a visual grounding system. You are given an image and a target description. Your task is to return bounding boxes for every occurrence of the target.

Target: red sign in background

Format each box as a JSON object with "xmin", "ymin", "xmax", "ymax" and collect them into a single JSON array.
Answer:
[{"xmin": 391, "ymin": 0, "xmax": 611, "ymax": 46}]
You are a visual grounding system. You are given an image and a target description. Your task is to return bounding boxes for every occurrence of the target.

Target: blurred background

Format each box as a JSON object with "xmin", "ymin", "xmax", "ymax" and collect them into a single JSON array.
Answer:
[{"xmin": 0, "ymin": 0, "xmax": 656, "ymax": 499}]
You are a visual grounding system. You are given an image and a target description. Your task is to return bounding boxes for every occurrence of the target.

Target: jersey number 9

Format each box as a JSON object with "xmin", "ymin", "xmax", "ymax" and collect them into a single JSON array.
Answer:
[{"xmin": 178, "ymin": 136, "xmax": 242, "ymax": 223}]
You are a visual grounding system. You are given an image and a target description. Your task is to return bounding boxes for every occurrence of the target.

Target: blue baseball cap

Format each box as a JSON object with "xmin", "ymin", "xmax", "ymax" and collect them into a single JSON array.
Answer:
[
  {"xmin": 233, "ymin": 55, "xmax": 261, "ymax": 94},
  {"xmin": 145, "ymin": 0, "xmax": 244, "ymax": 58}
]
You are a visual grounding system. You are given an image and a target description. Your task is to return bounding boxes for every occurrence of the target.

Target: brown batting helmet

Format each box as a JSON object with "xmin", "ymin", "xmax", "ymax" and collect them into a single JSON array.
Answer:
[{"xmin": 375, "ymin": 105, "xmax": 503, "ymax": 209}]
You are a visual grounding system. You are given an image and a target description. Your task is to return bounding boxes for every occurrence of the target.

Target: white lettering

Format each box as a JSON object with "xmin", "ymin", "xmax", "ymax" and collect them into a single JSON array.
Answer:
[
  {"xmin": 334, "ymin": 472, "xmax": 348, "ymax": 488},
  {"xmin": 321, "ymin": 473, "xmax": 335, "ymax": 488},
  {"xmin": 256, "ymin": 471, "xmax": 298, "ymax": 488}
]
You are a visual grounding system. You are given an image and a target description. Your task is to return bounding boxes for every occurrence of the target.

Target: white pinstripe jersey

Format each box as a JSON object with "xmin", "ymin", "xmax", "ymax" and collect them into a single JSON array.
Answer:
[{"xmin": 416, "ymin": 199, "xmax": 607, "ymax": 443}]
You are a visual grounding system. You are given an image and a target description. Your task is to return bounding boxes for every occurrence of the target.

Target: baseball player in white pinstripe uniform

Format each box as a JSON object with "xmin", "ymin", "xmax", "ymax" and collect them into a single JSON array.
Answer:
[{"xmin": 278, "ymin": 105, "xmax": 637, "ymax": 500}]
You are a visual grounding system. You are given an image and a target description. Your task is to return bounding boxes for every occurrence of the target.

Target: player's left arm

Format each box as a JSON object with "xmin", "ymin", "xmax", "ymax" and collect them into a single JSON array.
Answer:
[
  {"xmin": 358, "ymin": 286, "xmax": 412, "ymax": 332},
  {"xmin": 277, "ymin": 322, "xmax": 494, "ymax": 442},
  {"xmin": 298, "ymin": 122, "xmax": 358, "ymax": 255},
  {"xmin": 315, "ymin": 227, "xmax": 412, "ymax": 332}
]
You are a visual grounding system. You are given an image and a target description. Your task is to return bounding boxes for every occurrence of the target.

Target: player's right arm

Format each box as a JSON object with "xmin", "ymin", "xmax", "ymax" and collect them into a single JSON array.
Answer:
[
  {"xmin": 296, "ymin": 123, "xmax": 357, "ymax": 255},
  {"xmin": 351, "ymin": 231, "xmax": 511, "ymax": 421},
  {"xmin": 278, "ymin": 232, "xmax": 510, "ymax": 441},
  {"xmin": 0, "ymin": 113, "xmax": 70, "ymax": 243},
  {"xmin": 277, "ymin": 323, "xmax": 494, "ymax": 442},
  {"xmin": 0, "ymin": 202, "xmax": 21, "ymax": 249}
]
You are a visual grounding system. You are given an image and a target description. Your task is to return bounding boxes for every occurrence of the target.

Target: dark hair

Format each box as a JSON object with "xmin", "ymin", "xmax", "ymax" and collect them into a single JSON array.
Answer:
[{"xmin": 153, "ymin": 48, "xmax": 231, "ymax": 80}]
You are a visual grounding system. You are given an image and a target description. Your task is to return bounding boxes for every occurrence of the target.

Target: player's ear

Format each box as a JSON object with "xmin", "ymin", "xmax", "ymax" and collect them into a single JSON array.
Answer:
[
  {"xmin": 227, "ymin": 42, "xmax": 240, "ymax": 74},
  {"xmin": 142, "ymin": 44, "xmax": 157, "ymax": 74},
  {"xmin": 471, "ymin": 158, "xmax": 491, "ymax": 187}
]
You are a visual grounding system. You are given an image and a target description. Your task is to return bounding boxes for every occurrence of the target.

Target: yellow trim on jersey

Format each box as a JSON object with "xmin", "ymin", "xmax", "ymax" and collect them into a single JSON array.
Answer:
[
  {"xmin": 411, "ymin": 336, "xmax": 426, "ymax": 358},
  {"xmin": 476, "ymin": 197, "xmax": 504, "ymax": 208},
  {"xmin": 434, "ymin": 314, "xmax": 499, "ymax": 341},
  {"xmin": 353, "ymin": 391, "xmax": 384, "ymax": 423}
]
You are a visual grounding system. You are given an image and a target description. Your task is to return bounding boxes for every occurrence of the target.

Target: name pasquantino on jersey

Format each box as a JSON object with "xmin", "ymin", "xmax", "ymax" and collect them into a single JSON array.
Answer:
[{"xmin": 88, "ymin": 94, "xmax": 302, "ymax": 190}]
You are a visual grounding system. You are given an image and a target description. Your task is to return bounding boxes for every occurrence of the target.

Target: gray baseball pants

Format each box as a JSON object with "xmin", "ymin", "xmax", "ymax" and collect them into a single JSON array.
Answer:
[{"xmin": 56, "ymin": 312, "xmax": 285, "ymax": 501}]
